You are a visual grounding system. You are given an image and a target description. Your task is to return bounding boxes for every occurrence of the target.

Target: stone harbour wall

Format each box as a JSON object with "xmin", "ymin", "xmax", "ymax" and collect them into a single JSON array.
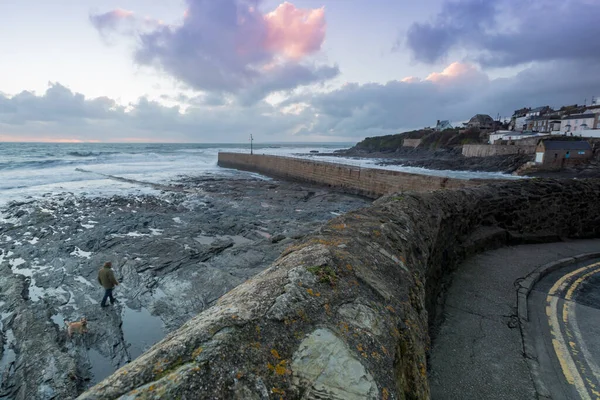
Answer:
[
  {"xmin": 462, "ymin": 144, "xmax": 536, "ymax": 158},
  {"xmin": 218, "ymin": 152, "xmax": 486, "ymax": 198},
  {"xmin": 80, "ymin": 179, "xmax": 600, "ymax": 400}
]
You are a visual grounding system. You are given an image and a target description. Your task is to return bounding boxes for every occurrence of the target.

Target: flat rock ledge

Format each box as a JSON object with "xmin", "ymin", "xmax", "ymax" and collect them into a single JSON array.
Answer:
[{"xmin": 80, "ymin": 179, "xmax": 600, "ymax": 400}]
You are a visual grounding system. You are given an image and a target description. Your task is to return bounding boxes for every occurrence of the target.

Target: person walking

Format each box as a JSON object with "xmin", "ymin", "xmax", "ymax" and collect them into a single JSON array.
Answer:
[{"xmin": 98, "ymin": 261, "xmax": 119, "ymax": 307}]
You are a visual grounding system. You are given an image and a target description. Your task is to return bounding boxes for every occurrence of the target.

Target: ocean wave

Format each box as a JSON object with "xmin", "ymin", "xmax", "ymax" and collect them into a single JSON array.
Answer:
[
  {"xmin": 0, "ymin": 159, "xmax": 70, "ymax": 170},
  {"xmin": 67, "ymin": 151, "xmax": 119, "ymax": 157}
]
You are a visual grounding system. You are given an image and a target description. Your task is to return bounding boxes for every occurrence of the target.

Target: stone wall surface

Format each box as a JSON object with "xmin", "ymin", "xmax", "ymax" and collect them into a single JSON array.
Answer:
[
  {"xmin": 462, "ymin": 144, "xmax": 536, "ymax": 158},
  {"xmin": 80, "ymin": 179, "xmax": 600, "ymax": 400},
  {"xmin": 217, "ymin": 153, "xmax": 486, "ymax": 198}
]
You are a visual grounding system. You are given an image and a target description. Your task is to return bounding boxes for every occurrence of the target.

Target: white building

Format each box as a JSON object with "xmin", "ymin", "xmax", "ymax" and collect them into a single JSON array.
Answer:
[
  {"xmin": 489, "ymin": 131, "xmax": 512, "ymax": 144},
  {"xmin": 514, "ymin": 116, "xmax": 529, "ymax": 132},
  {"xmin": 561, "ymin": 113, "xmax": 598, "ymax": 133}
]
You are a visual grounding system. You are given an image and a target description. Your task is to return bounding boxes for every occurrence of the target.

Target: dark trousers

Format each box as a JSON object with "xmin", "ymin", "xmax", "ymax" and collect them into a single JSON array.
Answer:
[{"xmin": 101, "ymin": 288, "xmax": 115, "ymax": 306}]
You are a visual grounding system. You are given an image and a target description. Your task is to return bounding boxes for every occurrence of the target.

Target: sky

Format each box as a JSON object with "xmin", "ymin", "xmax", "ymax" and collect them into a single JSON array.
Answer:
[{"xmin": 1, "ymin": 0, "xmax": 599, "ymax": 143}]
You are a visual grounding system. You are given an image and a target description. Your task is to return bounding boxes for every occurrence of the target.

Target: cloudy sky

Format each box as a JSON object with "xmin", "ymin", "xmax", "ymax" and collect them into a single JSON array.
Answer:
[{"xmin": 1, "ymin": 0, "xmax": 599, "ymax": 143}]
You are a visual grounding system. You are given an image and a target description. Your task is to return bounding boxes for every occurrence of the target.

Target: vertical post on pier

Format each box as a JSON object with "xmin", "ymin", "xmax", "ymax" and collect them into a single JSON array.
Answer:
[{"xmin": 250, "ymin": 134, "xmax": 254, "ymax": 155}]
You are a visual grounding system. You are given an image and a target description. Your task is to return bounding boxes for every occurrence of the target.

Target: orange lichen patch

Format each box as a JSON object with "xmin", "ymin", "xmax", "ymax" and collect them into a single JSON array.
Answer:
[
  {"xmin": 324, "ymin": 303, "xmax": 332, "ymax": 315},
  {"xmin": 386, "ymin": 305, "xmax": 396, "ymax": 313},
  {"xmin": 306, "ymin": 288, "xmax": 314, "ymax": 296},
  {"xmin": 419, "ymin": 362, "xmax": 426, "ymax": 377},
  {"xmin": 271, "ymin": 349, "xmax": 281, "ymax": 359},
  {"xmin": 273, "ymin": 360, "xmax": 290, "ymax": 376},
  {"xmin": 251, "ymin": 342, "xmax": 261, "ymax": 349},
  {"xmin": 236, "ymin": 372, "xmax": 244, "ymax": 379},
  {"xmin": 231, "ymin": 315, "xmax": 238, "ymax": 319},
  {"xmin": 330, "ymin": 223, "xmax": 346, "ymax": 230},
  {"xmin": 297, "ymin": 309, "xmax": 309, "ymax": 321},
  {"xmin": 153, "ymin": 360, "xmax": 168, "ymax": 375},
  {"xmin": 356, "ymin": 344, "xmax": 368, "ymax": 357},
  {"xmin": 371, "ymin": 351, "xmax": 381, "ymax": 360},
  {"xmin": 399, "ymin": 255, "xmax": 406, "ymax": 264},
  {"xmin": 339, "ymin": 322, "xmax": 350, "ymax": 333},
  {"xmin": 148, "ymin": 385, "xmax": 156, "ymax": 392},
  {"xmin": 272, "ymin": 387, "xmax": 285, "ymax": 395},
  {"xmin": 192, "ymin": 346, "xmax": 204, "ymax": 358},
  {"xmin": 349, "ymin": 280, "xmax": 359, "ymax": 287},
  {"xmin": 391, "ymin": 327, "xmax": 401, "ymax": 338},
  {"xmin": 381, "ymin": 345, "xmax": 389, "ymax": 356},
  {"xmin": 373, "ymin": 230, "xmax": 381, "ymax": 237},
  {"xmin": 382, "ymin": 387, "xmax": 390, "ymax": 400},
  {"xmin": 345, "ymin": 264, "xmax": 353, "ymax": 271},
  {"xmin": 267, "ymin": 362, "xmax": 275, "ymax": 371}
]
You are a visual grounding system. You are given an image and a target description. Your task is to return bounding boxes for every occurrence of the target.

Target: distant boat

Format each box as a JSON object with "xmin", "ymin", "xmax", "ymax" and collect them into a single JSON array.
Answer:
[{"xmin": 309, "ymin": 150, "xmax": 319, "ymax": 153}]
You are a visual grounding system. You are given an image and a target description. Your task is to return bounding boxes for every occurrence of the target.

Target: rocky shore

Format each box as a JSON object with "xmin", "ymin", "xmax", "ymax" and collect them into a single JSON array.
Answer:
[
  {"xmin": 324, "ymin": 146, "xmax": 532, "ymax": 174},
  {"xmin": 0, "ymin": 172, "xmax": 370, "ymax": 399}
]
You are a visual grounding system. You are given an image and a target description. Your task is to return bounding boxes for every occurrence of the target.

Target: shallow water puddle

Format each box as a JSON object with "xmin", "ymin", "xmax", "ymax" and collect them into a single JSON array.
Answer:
[
  {"xmin": 87, "ymin": 348, "xmax": 114, "ymax": 385},
  {"xmin": 121, "ymin": 306, "xmax": 165, "ymax": 360},
  {"xmin": 0, "ymin": 329, "xmax": 16, "ymax": 379}
]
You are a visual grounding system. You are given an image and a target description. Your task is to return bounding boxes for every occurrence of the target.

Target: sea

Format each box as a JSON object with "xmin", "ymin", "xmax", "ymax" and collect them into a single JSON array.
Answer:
[{"xmin": 0, "ymin": 142, "xmax": 518, "ymax": 209}]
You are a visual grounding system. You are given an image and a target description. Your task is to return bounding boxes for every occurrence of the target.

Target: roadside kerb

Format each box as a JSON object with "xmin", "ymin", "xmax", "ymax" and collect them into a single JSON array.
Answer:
[{"xmin": 517, "ymin": 252, "xmax": 600, "ymax": 400}]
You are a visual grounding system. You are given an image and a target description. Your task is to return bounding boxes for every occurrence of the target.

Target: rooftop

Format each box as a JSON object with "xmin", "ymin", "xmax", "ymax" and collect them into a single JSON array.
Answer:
[
  {"xmin": 562, "ymin": 113, "xmax": 596, "ymax": 120},
  {"xmin": 541, "ymin": 141, "xmax": 592, "ymax": 150}
]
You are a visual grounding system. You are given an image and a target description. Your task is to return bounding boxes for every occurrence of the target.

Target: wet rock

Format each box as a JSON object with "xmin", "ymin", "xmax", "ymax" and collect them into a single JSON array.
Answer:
[{"xmin": 0, "ymin": 174, "xmax": 370, "ymax": 397}]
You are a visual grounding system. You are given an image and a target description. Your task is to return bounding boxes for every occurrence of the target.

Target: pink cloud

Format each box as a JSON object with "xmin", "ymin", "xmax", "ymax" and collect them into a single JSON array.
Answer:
[
  {"xmin": 425, "ymin": 62, "xmax": 483, "ymax": 84},
  {"xmin": 264, "ymin": 2, "xmax": 326, "ymax": 60},
  {"xmin": 401, "ymin": 76, "xmax": 421, "ymax": 83},
  {"xmin": 91, "ymin": 1, "xmax": 336, "ymax": 101},
  {"xmin": 90, "ymin": 8, "xmax": 135, "ymax": 31}
]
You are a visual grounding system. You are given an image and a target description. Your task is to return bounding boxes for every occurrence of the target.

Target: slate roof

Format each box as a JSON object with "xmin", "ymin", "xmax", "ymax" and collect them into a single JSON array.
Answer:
[
  {"xmin": 542, "ymin": 141, "xmax": 592, "ymax": 150},
  {"xmin": 529, "ymin": 106, "xmax": 551, "ymax": 113},
  {"xmin": 562, "ymin": 113, "xmax": 596, "ymax": 120}
]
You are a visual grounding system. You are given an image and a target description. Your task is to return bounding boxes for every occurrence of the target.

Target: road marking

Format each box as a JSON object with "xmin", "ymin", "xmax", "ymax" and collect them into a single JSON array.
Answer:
[
  {"xmin": 564, "ymin": 267, "xmax": 600, "ymax": 388},
  {"xmin": 546, "ymin": 262, "xmax": 600, "ymax": 400}
]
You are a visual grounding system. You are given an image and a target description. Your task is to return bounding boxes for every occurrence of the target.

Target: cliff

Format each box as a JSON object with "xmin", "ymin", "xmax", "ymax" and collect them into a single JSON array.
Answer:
[{"xmin": 79, "ymin": 179, "xmax": 600, "ymax": 399}]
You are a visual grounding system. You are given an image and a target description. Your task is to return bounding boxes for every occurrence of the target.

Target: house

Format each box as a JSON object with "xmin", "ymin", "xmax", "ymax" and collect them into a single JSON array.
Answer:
[
  {"xmin": 535, "ymin": 140, "xmax": 592, "ymax": 166},
  {"xmin": 510, "ymin": 107, "xmax": 529, "ymax": 131},
  {"xmin": 489, "ymin": 131, "xmax": 512, "ymax": 144},
  {"xmin": 466, "ymin": 114, "xmax": 495, "ymax": 130},
  {"xmin": 526, "ymin": 106, "xmax": 552, "ymax": 118},
  {"xmin": 528, "ymin": 114, "xmax": 561, "ymax": 133},
  {"xmin": 561, "ymin": 113, "xmax": 598, "ymax": 133},
  {"xmin": 434, "ymin": 120, "xmax": 453, "ymax": 131}
]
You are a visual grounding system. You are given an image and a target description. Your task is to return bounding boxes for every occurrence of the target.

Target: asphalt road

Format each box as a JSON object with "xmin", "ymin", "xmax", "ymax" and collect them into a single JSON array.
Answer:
[
  {"xmin": 528, "ymin": 258, "xmax": 600, "ymax": 400},
  {"xmin": 429, "ymin": 240, "xmax": 600, "ymax": 400}
]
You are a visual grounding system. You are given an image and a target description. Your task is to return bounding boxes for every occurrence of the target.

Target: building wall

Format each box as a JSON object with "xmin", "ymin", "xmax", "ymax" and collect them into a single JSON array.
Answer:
[
  {"xmin": 538, "ymin": 148, "xmax": 592, "ymax": 166},
  {"xmin": 561, "ymin": 116, "xmax": 597, "ymax": 132},
  {"xmin": 218, "ymin": 153, "xmax": 486, "ymax": 198},
  {"xmin": 403, "ymin": 139, "xmax": 422, "ymax": 148},
  {"xmin": 515, "ymin": 116, "xmax": 528, "ymax": 131},
  {"xmin": 462, "ymin": 144, "xmax": 536, "ymax": 157}
]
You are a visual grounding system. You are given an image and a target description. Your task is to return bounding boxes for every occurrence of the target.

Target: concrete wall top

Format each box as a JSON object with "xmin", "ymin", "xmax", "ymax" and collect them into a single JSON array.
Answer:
[{"xmin": 217, "ymin": 152, "xmax": 491, "ymax": 198}]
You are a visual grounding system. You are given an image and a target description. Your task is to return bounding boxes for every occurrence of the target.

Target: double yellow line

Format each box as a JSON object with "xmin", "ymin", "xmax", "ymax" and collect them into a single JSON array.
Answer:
[{"xmin": 546, "ymin": 261, "xmax": 600, "ymax": 399}]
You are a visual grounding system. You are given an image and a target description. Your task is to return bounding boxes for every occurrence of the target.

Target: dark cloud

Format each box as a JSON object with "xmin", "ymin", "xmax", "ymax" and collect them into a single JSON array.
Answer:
[
  {"xmin": 90, "ymin": 0, "xmax": 337, "ymax": 102},
  {"xmin": 2, "ymin": 59, "xmax": 599, "ymax": 142},
  {"xmin": 404, "ymin": 0, "xmax": 496, "ymax": 63},
  {"xmin": 404, "ymin": 0, "xmax": 600, "ymax": 67}
]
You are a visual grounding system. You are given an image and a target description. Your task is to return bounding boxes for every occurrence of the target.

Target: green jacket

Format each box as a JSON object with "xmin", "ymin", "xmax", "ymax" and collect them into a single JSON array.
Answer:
[{"xmin": 98, "ymin": 266, "xmax": 119, "ymax": 289}]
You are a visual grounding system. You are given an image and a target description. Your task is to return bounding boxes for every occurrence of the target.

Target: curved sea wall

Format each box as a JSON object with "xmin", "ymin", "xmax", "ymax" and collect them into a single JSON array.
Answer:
[
  {"xmin": 80, "ymin": 179, "xmax": 600, "ymax": 399},
  {"xmin": 217, "ymin": 153, "xmax": 487, "ymax": 198}
]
